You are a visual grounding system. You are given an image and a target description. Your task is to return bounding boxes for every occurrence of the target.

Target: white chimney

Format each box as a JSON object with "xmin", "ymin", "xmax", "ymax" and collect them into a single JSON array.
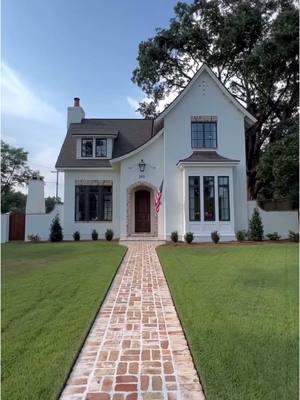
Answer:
[
  {"xmin": 26, "ymin": 175, "xmax": 45, "ymax": 214},
  {"xmin": 67, "ymin": 97, "xmax": 85, "ymax": 129}
]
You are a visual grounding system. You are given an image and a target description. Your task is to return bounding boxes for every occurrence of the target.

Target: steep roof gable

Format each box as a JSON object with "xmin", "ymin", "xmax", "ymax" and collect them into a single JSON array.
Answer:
[{"xmin": 156, "ymin": 63, "xmax": 256, "ymax": 126}]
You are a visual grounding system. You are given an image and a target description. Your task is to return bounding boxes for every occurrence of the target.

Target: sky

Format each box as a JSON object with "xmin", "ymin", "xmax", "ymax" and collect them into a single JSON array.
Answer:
[{"xmin": 1, "ymin": 0, "xmax": 183, "ymax": 198}]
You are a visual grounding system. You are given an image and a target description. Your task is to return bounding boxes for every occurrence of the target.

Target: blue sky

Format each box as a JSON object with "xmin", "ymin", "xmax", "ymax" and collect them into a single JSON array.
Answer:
[{"xmin": 2, "ymin": 0, "xmax": 182, "ymax": 197}]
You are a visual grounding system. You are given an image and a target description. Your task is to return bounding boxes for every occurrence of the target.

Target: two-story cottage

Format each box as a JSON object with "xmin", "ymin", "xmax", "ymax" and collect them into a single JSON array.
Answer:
[{"xmin": 56, "ymin": 64, "xmax": 256, "ymax": 241}]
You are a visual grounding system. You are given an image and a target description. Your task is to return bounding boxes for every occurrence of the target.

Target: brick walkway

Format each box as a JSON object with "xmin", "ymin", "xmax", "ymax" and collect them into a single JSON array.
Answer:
[{"xmin": 60, "ymin": 242, "xmax": 205, "ymax": 400}]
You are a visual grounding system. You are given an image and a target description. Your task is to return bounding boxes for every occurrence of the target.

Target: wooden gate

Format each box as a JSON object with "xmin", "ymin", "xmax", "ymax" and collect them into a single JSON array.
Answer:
[{"xmin": 9, "ymin": 212, "xmax": 25, "ymax": 241}]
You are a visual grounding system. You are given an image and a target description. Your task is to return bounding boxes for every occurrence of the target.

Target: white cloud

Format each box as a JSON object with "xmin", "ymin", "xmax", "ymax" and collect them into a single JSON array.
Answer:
[{"xmin": 1, "ymin": 62, "xmax": 64, "ymax": 127}]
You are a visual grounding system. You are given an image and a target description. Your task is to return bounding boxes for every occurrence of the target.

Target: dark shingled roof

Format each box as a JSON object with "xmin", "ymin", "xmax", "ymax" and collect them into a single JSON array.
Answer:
[
  {"xmin": 178, "ymin": 151, "xmax": 239, "ymax": 164},
  {"xmin": 55, "ymin": 118, "xmax": 162, "ymax": 168}
]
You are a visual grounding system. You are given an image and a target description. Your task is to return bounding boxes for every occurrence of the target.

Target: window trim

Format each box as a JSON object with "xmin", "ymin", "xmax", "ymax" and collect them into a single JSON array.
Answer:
[
  {"xmin": 218, "ymin": 176, "xmax": 230, "ymax": 221},
  {"xmin": 81, "ymin": 137, "xmax": 94, "ymax": 158},
  {"xmin": 95, "ymin": 138, "xmax": 107, "ymax": 158},
  {"xmin": 191, "ymin": 121, "xmax": 217, "ymax": 149},
  {"xmin": 203, "ymin": 176, "xmax": 215, "ymax": 221},
  {"xmin": 189, "ymin": 176, "xmax": 201, "ymax": 221},
  {"xmin": 74, "ymin": 185, "xmax": 113, "ymax": 222}
]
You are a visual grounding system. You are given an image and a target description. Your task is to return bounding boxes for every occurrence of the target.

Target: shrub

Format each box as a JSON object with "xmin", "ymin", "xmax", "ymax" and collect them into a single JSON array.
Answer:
[
  {"xmin": 105, "ymin": 229, "xmax": 114, "ymax": 241},
  {"xmin": 266, "ymin": 232, "xmax": 281, "ymax": 241},
  {"xmin": 184, "ymin": 232, "xmax": 194, "ymax": 244},
  {"xmin": 91, "ymin": 229, "xmax": 98, "ymax": 240},
  {"xmin": 288, "ymin": 230, "xmax": 299, "ymax": 242},
  {"xmin": 249, "ymin": 208, "xmax": 264, "ymax": 241},
  {"xmin": 170, "ymin": 231, "xmax": 178, "ymax": 243},
  {"xmin": 211, "ymin": 230, "xmax": 220, "ymax": 244},
  {"xmin": 73, "ymin": 231, "xmax": 80, "ymax": 241},
  {"xmin": 27, "ymin": 234, "xmax": 40, "ymax": 242},
  {"xmin": 236, "ymin": 230, "xmax": 246, "ymax": 242},
  {"xmin": 49, "ymin": 215, "xmax": 63, "ymax": 242}
]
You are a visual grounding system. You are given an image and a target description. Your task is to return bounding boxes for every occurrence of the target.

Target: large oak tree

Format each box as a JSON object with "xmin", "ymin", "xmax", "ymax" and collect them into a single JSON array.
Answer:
[{"xmin": 132, "ymin": 0, "xmax": 298, "ymax": 198}]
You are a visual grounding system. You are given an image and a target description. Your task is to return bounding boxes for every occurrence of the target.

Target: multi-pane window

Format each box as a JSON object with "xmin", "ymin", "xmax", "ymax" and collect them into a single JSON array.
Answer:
[
  {"xmin": 95, "ymin": 139, "xmax": 107, "ymax": 157},
  {"xmin": 81, "ymin": 138, "xmax": 93, "ymax": 157},
  {"xmin": 189, "ymin": 176, "xmax": 200, "ymax": 221},
  {"xmin": 218, "ymin": 177, "xmax": 230, "ymax": 221},
  {"xmin": 203, "ymin": 176, "xmax": 215, "ymax": 221},
  {"xmin": 191, "ymin": 122, "xmax": 217, "ymax": 149},
  {"xmin": 75, "ymin": 185, "xmax": 112, "ymax": 221}
]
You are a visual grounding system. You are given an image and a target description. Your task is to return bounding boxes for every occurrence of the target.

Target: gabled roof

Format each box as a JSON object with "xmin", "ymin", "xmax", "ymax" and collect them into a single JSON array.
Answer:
[{"xmin": 156, "ymin": 63, "xmax": 257, "ymax": 126}]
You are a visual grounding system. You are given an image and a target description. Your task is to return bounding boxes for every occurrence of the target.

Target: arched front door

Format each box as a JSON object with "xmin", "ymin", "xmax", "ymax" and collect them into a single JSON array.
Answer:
[{"xmin": 135, "ymin": 190, "xmax": 150, "ymax": 233}]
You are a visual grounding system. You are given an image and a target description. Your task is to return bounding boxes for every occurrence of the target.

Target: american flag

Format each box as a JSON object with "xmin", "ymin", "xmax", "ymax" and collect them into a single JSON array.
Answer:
[{"xmin": 155, "ymin": 180, "xmax": 164, "ymax": 213}]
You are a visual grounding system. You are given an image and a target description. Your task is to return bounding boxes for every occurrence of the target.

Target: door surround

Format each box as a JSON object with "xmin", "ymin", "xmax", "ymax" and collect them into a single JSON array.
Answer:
[{"xmin": 127, "ymin": 181, "xmax": 158, "ymax": 237}]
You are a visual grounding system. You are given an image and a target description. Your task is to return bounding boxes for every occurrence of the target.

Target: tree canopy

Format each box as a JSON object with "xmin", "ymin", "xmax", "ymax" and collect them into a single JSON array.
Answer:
[{"xmin": 132, "ymin": 0, "xmax": 299, "ymax": 198}]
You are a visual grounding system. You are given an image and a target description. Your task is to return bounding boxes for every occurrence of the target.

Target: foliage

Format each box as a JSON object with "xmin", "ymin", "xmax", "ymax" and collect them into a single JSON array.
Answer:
[
  {"xmin": 211, "ymin": 230, "xmax": 220, "ymax": 244},
  {"xmin": 73, "ymin": 231, "xmax": 80, "ymax": 241},
  {"xmin": 1, "ymin": 242, "xmax": 126, "ymax": 400},
  {"xmin": 249, "ymin": 208, "xmax": 264, "ymax": 241},
  {"xmin": 158, "ymin": 244, "xmax": 298, "ymax": 400},
  {"xmin": 171, "ymin": 231, "xmax": 179, "ymax": 243},
  {"xmin": 27, "ymin": 234, "xmax": 41, "ymax": 242},
  {"xmin": 105, "ymin": 229, "xmax": 114, "ymax": 241},
  {"xmin": 49, "ymin": 215, "xmax": 63, "ymax": 242},
  {"xmin": 184, "ymin": 232, "xmax": 194, "ymax": 244},
  {"xmin": 266, "ymin": 232, "xmax": 281, "ymax": 241},
  {"xmin": 132, "ymin": 0, "xmax": 299, "ymax": 197},
  {"xmin": 45, "ymin": 196, "xmax": 63, "ymax": 214},
  {"xmin": 1, "ymin": 190, "xmax": 27, "ymax": 213},
  {"xmin": 288, "ymin": 230, "xmax": 299, "ymax": 242},
  {"xmin": 91, "ymin": 229, "xmax": 98, "ymax": 240},
  {"xmin": 236, "ymin": 230, "xmax": 246, "ymax": 242},
  {"xmin": 256, "ymin": 130, "xmax": 299, "ymax": 207},
  {"xmin": 1, "ymin": 141, "xmax": 35, "ymax": 193}
]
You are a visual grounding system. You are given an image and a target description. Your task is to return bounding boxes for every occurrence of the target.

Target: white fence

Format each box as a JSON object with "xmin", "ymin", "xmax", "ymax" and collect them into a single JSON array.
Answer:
[
  {"xmin": 25, "ymin": 205, "xmax": 64, "ymax": 241},
  {"xmin": 1, "ymin": 214, "xmax": 10, "ymax": 243},
  {"xmin": 248, "ymin": 201, "xmax": 298, "ymax": 239}
]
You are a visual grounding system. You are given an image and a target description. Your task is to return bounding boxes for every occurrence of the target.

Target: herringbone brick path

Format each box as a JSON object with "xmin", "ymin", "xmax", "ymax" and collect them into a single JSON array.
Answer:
[{"xmin": 60, "ymin": 242, "xmax": 205, "ymax": 400}]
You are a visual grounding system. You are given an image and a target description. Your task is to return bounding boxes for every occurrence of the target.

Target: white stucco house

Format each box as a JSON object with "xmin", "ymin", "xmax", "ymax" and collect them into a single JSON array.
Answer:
[{"xmin": 55, "ymin": 64, "xmax": 258, "ymax": 241}]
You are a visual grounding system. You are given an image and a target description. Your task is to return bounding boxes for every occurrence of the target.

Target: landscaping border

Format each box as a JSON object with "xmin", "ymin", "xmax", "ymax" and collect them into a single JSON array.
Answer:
[{"xmin": 55, "ymin": 245, "xmax": 128, "ymax": 399}]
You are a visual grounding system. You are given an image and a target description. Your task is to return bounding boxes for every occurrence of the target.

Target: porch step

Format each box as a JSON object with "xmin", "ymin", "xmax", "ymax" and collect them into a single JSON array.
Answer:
[{"xmin": 119, "ymin": 235, "xmax": 165, "ymax": 242}]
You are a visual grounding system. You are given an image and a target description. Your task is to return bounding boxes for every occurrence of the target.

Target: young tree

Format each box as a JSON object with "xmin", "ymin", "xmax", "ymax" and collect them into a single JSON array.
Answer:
[
  {"xmin": 132, "ymin": 0, "xmax": 299, "ymax": 198},
  {"xmin": 249, "ymin": 208, "xmax": 264, "ymax": 241},
  {"xmin": 1, "ymin": 141, "xmax": 35, "ymax": 193},
  {"xmin": 49, "ymin": 215, "xmax": 63, "ymax": 242}
]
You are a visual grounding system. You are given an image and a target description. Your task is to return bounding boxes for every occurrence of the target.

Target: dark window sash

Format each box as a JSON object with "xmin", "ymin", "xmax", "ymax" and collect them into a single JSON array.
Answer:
[
  {"xmin": 218, "ymin": 176, "xmax": 230, "ymax": 221},
  {"xmin": 191, "ymin": 122, "xmax": 217, "ymax": 149},
  {"xmin": 95, "ymin": 138, "xmax": 107, "ymax": 158},
  {"xmin": 81, "ymin": 138, "xmax": 94, "ymax": 157},
  {"xmin": 189, "ymin": 176, "xmax": 200, "ymax": 221},
  {"xmin": 75, "ymin": 185, "xmax": 112, "ymax": 222},
  {"xmin": 203, "ymin": 176, "xmax": 215, "ymax": 221}
]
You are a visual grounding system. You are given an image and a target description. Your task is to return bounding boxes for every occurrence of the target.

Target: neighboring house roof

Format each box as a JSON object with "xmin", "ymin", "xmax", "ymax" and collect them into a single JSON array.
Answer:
[{"xmin": 177, "ymin": 151, "xmax": 239, "ymax": 165}]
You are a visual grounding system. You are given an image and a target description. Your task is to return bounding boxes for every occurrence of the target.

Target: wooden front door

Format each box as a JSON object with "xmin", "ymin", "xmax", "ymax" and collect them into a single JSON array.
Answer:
[
  {"xmin": 135, "ymin": 190, "xmax": 151, "ymax": 233},
  {"xmin": 9, "ymin": 212, "xmax": 25, "ymax": 241}
]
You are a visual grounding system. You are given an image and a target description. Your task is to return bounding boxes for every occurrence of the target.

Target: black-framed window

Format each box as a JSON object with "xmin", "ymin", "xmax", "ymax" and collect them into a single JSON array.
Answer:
[
  {"xmin": 189, "ymin": 176, "xmax": 200, "ymax": 221},
  {"xmin": 204, "ymin": 176, "xmax": 215, "ymax": 221},
  {"xmin": 218, "ymin": 176, "xmax": 230, "ymax": 221},
  {"xmin": 191, "ymin": 122, "xmax": 217, "ymax": 149},
  {"xmin": 95, "ymin": 138, "xmax": 107, "ymax": 157},
  {"xmin": 75, "ymin": 185, "xmax": 112, "ymax": 221},
  {"xmin": 81, "ymin": 138, "xmax": 93, "ymax": 157}
]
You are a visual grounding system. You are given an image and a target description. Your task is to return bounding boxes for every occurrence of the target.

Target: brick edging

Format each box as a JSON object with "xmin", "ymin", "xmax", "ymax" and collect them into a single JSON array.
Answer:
[
  {"xmin": 156, "ymin": 244, "xmax": 208, "ymax": 400},
  {"xmin": 55, "ymin": 245, "xmax": 128, "ymax": 400}
]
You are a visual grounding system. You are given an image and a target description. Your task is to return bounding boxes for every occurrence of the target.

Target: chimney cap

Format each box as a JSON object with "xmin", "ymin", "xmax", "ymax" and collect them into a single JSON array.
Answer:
[{"xmin": 73, "ymin": 97, "xmax": 80, "ymax": 107}]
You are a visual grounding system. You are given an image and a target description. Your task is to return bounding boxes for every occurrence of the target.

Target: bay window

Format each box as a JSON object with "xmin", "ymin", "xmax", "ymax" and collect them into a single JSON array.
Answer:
[
  {"xmin": 189, "ymin": 176, "xmax": 200, "ymax": 221},
  {"xmin": 203, "ymin": 176, "xmax": 215, "ymax": 221},
  {"xmin": 218, "ymin": 177, "xmax": 230, "ymax": 221}
]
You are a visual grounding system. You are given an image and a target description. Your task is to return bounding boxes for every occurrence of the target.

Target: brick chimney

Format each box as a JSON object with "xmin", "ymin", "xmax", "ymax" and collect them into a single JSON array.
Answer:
[{"xmin": 67, "ymin": 97, "xmax": 85, "ymax": 128}]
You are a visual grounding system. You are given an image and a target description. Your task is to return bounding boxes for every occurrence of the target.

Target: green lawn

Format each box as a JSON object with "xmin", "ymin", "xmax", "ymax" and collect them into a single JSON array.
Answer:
[
  {"xmin": 1, "ymin": 242, "xmax": 126, "ymax": 400},
  {"xmin": 157, "ymin": 243, "xmax": 299, "ymax": 400}
]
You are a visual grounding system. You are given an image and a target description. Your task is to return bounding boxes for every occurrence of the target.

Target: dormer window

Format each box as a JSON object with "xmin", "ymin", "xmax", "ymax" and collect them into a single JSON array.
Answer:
[
  {"xmin": 95, "ymin": 138, "xmax": 107, "ymax": 157},
  {"xmin": 191, "ymin": 122, "xmax": 217, "ymax": 149},
  {"xmin": 81, "ymin": 138, "xmax": 93, "ymax": 157}
]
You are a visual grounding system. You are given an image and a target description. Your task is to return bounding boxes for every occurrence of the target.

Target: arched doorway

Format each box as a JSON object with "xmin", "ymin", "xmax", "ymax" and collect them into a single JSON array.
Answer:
[{"xmin": 135, "ymin": 189, "xmax": 150, "ymax": 233}]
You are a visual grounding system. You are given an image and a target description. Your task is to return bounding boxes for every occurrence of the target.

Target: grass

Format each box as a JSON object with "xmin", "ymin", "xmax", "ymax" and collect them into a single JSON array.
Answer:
[
  {"xmin": 157, "ymin": 243, "xmax": 299, "ymax": 400},
  {"xmin": 1, "ymin": 241, "xmax": 126, "ymax": 400}
]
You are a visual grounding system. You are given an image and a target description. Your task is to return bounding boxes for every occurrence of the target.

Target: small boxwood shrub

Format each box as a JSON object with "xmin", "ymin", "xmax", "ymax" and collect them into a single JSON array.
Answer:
[
  {"xmin": 288, "ymin": 230, "xmax": 299, "ymax": 242},
  {"xmin": 184, "ymin": 232, "xmax": 194, "ymax": 244},
  {"xmin": 27, "ymin": 234, "xmax": 40, "ymax": 242},
  {"xmin": 91, "ymin": 229, "xmax": 98, "ymax": 240},
  {"xmin": 170, "ymin": 231, "xmax": 178, "ymax": 243},
  {"xmin": 249, "ymin": 208, "xmax": 264, "ymax": 241},
  {"xmin": 266, "ymin": 232, "xmax": 281, "ymax": 241},
  {"xmin": 105, "ymin": 229, "xmax": 114, "ymax": 241},
  {"xmin": 49, "ymin": 215, "xmax": 63, "ymax": 242},
  {"xmin": 211, "ymin": 230, "xmax": 220, "ymax": 244},
  {"xmin": 73, "ymin": 231, "xmax": 80, "ymax": 241},
  {"xmin": 236, "ymin": 230, "xmax": 246, "ymax": 242}
]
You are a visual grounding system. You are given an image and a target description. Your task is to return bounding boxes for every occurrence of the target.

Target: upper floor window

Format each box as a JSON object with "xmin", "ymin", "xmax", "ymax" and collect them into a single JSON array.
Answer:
[
  {"xmin": 191, "ymin": 122, "xmax": 217, "ymax": 149},
  {"xmin": 81, "ymin": 138, "xmax": 107, "ymax": 158}
]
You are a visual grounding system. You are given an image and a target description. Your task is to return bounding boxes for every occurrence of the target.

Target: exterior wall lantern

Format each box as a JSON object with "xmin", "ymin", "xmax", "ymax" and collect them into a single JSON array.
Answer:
[{"xmin": 138, "ymin": 159, "xmax": 146, "ymax": 173}]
